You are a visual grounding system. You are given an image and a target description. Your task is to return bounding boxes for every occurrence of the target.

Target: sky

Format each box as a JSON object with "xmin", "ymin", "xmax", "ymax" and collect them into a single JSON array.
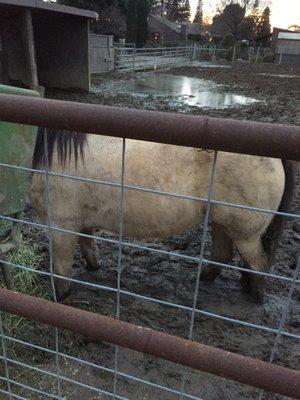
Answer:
[{"xmin": 190, "ymin": 0, "xmax": 300, "ymax": 29}]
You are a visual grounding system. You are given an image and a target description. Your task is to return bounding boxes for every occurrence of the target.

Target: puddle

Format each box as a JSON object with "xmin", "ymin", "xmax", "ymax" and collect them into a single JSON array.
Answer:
[
  {"xmin": 93, "ymin": 73, "xmax": 259, "ymax": 109},
  {"xmin": 257, "ymin": 73, "xmax": 299, "ymax": 79},
  {"xmin": 189, "ymin": 61, "xmax": 231, "ymax": 68},
  {"xmin": 122, "ymin": 74, "xmax": 218, "ymax": 96}
]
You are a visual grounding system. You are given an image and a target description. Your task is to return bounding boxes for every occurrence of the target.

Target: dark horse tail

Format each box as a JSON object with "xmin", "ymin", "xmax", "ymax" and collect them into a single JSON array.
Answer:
[
  {"xmin": 262, "ymin": 160, "xmax": 298, "ymax": 263},
  {"xmin": 32, "ymin": 127, "xmax": 87, "ymax": 169}
]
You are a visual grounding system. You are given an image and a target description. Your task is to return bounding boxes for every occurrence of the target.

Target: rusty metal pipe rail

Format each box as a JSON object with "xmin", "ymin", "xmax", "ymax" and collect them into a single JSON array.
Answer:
[
  {"xmin": 0, "ymin": 94, "xmax": 299, "ymax": 161},
  {"xmin": 0, "ymin": 289, "xmax": 299, "ymax": 399}
]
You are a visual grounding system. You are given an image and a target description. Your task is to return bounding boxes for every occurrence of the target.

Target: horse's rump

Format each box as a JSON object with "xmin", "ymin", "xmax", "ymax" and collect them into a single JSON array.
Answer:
[{"xmin": 262, "ymin": 160, "xmax": 298, "ymax": 262}]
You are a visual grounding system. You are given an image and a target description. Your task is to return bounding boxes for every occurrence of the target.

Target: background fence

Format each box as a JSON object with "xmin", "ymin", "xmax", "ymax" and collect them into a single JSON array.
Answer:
[
  {"xmin": 0, "ymin": 94, "xmax": 299, "ymax": 400},
  {"xmin": 114, "ymin": 44, "xmax": 274, "ymax": 73},
  {"xmin": 115, "ymin": 45, "xmax": 194, "ymax": 71}
]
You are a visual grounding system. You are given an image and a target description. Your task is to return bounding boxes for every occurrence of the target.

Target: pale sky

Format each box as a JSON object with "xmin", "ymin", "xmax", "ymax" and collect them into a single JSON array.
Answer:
[{"xmin": 190, "ymin": 0, "xmax": 300, "ymax": 29}]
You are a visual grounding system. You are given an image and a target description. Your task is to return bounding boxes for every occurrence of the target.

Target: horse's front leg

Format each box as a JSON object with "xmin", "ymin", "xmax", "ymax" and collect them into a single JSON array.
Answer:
[
  {"xmin": 52, "ymin": 232, "xmax": 77, "ymax": 301},
  {"xmin": 79, "ymin": 228, "xmax": 100, "ymax": 271}
]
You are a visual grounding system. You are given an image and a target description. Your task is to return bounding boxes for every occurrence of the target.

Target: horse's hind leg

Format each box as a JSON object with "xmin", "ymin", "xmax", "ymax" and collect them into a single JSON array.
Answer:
[
  {"xmin": 201, "ymin": 223, "xmax": 233, "ymax": 281},
  {"xmin": 52, "ymin": 232, "xmax": 77, "ymax": 301},
  {"xmin": 235, "ymin": 235, "xmax": 269, "ymax": 305},
  {"xmin": 79, "ymin": 229, "xmax": 100, "ymax": 271}
]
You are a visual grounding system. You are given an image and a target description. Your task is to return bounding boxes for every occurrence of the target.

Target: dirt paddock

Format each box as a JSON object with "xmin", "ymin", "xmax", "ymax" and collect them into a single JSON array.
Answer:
[{"xmin": 1, "ymin": 62, "xmax": 299, "ymax": 400}]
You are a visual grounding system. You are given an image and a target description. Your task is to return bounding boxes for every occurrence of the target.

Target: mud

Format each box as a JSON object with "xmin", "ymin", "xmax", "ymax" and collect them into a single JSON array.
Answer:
[{"xmin": 1, "ymin": 62, "xmax": 299, "ymax": 400}]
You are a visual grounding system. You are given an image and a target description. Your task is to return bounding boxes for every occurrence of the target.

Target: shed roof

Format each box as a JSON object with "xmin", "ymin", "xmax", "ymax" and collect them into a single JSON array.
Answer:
[
  {"xmin": 278, "ymin": 32, "xmax": 300, "ymax": 41},
  {"xmin": 0, "ymin": 0, "xmax": 97, "ymax": 19}
]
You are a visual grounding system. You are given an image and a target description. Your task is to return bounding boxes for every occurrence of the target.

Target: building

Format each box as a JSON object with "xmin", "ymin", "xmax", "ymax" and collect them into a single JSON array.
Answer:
[
  {"xmin": 0, "ymin": 0, "xmax": 97, "ymax": 91},
  {"xmin": 275, "ymin": 31, "xmax": 300, "ymax": 64},
  {"xmin": 148, "ymin": 14, "xmax": 201, "ymax": 44}
]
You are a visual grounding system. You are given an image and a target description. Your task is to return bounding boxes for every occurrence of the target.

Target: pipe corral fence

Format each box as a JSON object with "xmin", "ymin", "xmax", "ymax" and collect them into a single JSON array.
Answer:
[
  {"xmin": 114, "ymin": 44, "xmax": 272, "ymax": 72},
  {"xmin": 0, "ymin": 94, "xmax": 299, "ymax": 399}
]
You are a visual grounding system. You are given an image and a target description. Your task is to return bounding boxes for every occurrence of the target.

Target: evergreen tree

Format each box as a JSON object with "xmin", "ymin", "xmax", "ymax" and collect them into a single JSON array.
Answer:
[
  {"xmin": 193, "ymin": 0, "xmax": 203, "ymax": 24},
  {"xmin": 56, "ymin": 0, "xmax": 127, "ymax": 36},
  {"xmin": 136, "ymin": 0, "xmax": 151, "ymax": 47},
  {"xmin": 166, "ymin": 0, "xmax": 190, "ymax": 22},
  {"xmin": 257, "ymin": 6, "xmax": 271, "ymax": 46},
  {"xmin": 126, "ymin": 0, "xmax": 154, "ymax": 47},
  {"xmin": 126, "ymin": 0, "xmax": 138, "ymax": 43},
  {"xmin": 179, "ymin": 0, "xmax": 191, "ymax": 22}
]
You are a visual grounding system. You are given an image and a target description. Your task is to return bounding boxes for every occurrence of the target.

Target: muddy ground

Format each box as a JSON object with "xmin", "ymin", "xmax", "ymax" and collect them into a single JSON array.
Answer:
[{"xmin": 1, "ymin": 62, "xmax": 299, "ymax": 400}]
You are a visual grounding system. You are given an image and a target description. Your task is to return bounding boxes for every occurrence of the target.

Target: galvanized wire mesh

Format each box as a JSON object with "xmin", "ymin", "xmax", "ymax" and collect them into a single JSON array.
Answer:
[{"xmin": 0, "ymin": 122, "xmax": 299, "ymax": 400}]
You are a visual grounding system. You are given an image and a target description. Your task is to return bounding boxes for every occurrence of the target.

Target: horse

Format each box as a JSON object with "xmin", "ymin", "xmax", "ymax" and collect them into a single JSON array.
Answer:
[{"xmin": 29, "ymin": 127, "xmax": 296, "ymax": 303}]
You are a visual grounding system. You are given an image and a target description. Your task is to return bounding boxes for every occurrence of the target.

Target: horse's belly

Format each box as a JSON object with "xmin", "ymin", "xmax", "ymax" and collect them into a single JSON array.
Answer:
[{"xmin": 85, "ymin": 188, "xmax": 204, "ymax": 239}]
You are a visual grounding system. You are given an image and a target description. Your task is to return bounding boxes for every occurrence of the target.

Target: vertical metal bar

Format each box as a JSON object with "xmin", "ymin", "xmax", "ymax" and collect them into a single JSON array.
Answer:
[
  {"xmin": 255, "ymin": 47, "xmax": 260, "ymax": 64},
  {"xmin": 0, "ymin": 313, "xmax": 12, "ymax": 399},
  {"xmin": 133, "ymin": 49, "xmax": 136, "ymax": 71},
  {"xmin": 192, "ymin": 43, "xmax": 196, "ymax": 61},
  {"xmin": 212, "ymin": 46, "xmax": 216, "ymax": 62},
  {"xmin": 179, "ymin": 151, "xmax": 219, "ymax": 398},
  {"xmin": 258, "ymin": 255, "xmax": 300, "ymax": 400},
  {"xmin": 232, "ymin": 44, "xmax": 236, "ymax": 62},
  {"xmin": 279, "ymin": 52, "xmax": 283, "ymax": 65},
  {"xmin": 43, "ymin": 129, "xmax": 62, "ymax": 399},
  {"xmin": 113, "ymin": 138, "xmax": 126, "ymax": 399}
]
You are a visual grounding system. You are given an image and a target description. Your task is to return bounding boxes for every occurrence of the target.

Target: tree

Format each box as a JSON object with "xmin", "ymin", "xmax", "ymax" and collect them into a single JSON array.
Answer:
[
  {"xmin": 126, "ymin": 0, "xmax": 138, "ymax": 43},
  {"xmin": 56, "ymin": 0, "xmax": 127, "ymax": 37},
  {"xmin": 257, "ymin": 6, "xmax": 271, "ymax": 46},
  {"xmin": 221, "ymin": 33, "xmax": 236, "ymax": 47},
  {"xmin": 165, "ymin": 0, "xmax": 191, "ymax": 22},
  {"xmin": 216, "ymin": 0, "xmax": 267, "ymax": 14},
  {"xmin": 193, "ymin": 0, "xmax": 203, "ymax": 24},
  {"xmin": 125, "ymin": 0, "xmax": 154, "ymax": 47},
  {"xmin": 211, "ymin": 3, "xmax": 245, "ymax": 39}
]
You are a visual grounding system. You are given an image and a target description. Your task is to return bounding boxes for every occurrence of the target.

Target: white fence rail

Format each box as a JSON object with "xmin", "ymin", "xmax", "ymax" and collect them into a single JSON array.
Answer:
[{"xmin": 115, "ymin": 45, "xmax": 194, "ymax": 71}]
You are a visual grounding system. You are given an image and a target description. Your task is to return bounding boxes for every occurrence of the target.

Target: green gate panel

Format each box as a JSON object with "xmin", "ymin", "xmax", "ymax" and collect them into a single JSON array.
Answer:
[{"xmin": 0, "ymin": 84, "xmax": 40, "ymax": 216}]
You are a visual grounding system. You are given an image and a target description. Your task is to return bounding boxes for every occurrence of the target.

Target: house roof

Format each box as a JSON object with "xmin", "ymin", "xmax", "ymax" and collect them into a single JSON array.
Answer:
[
  {"xmin": 0, "ymin": 0, "xmax": 97, "ymax": 19},
  {"xmin": 149, "ymin": 14, "xmax": 201, "ymax": 36}
]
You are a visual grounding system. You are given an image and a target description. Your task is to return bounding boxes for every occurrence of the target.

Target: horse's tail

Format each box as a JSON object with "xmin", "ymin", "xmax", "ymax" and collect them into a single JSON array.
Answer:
[
  {"xmin": 262, "ymin": 160, "xmax": 298, "ymax": 263},
  {"xmin": 32, "ymin": 127, "xmax": 87, "ymax": 170}
]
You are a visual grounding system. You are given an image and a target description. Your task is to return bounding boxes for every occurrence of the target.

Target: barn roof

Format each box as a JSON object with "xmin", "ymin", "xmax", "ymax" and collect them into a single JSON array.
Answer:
[
  {"xmin": 278, "ymin": 32, "xmax": 300, "ymax": 41},
  {"xmin": 0, "ymin": 0, "xmax": 98, "ymax": 19}
]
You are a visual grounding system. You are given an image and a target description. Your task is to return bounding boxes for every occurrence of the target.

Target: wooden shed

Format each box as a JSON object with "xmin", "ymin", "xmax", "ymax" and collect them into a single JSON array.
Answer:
[
  {"xmin": 275, "ymin": 32, "xmax": 300, "ymax": 65},
  {"xmin": 0, "ymin": 0, "xmax": 97, "ymax": 91}
]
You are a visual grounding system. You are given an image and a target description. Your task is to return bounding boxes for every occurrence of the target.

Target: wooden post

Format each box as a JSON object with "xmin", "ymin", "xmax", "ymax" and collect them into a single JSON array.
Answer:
[{"xmin": 23, "ymin": 10, "xmax": 38, "ymax": 89}]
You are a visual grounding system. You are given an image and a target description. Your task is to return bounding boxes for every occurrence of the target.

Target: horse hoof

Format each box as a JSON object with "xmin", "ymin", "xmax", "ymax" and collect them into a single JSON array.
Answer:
[
  {"xmin": 241, "ymin": 273, "xmax": 264, "ymax": 305},
  {"xmin": 240, "ymin": 272, "xmax": 251, "ymax": 294},
  {"xmin": 85, "ymin": 261, "xmax": 100, "ymax": 272},
  {"xmin": 55, "ymin": 279, "xmax": 71, "ymax": 302},
  {"xmin": 250, "ymin": 289, "xmax": 264, "ymax": 305},
  {"xmin": 200, "ymin": 268, "xmax": 220, "ymax": 282}
]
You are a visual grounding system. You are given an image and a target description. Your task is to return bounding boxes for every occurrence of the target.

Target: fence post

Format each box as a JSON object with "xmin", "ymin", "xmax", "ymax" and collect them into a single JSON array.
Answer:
[
  {"xmin": 212, "ymin": 46, "xmax": 216, "ymax": 62},
  {"xmin": 133, "ymin": 48, "xmax": 136, "ymax": 71},
  {"xmin": 193, "ymin": 43, "xmax": 197, "ymax": 60},
  {"xmin": 232, "ymin": 44, "xmax": 236, "ymax": 62},
  {"xmin": 279, "ymin": 51, "xmax": 283, "ymax": 65},
  {"xmin": 255, "ymin": 47, "xmax": 260, "ymax": 64}
]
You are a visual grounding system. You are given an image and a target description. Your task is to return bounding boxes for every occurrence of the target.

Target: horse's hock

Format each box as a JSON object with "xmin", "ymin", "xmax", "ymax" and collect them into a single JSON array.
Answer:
[{"xmin": 0, "ymin": 93, "xmax": 299, "ymax": 400}]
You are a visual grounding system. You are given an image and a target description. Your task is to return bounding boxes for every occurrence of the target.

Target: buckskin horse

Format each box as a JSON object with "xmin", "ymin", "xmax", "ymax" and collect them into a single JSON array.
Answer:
[{"xmin": 30, "ymin": 127, "xmax": 296, "ymax": 303}]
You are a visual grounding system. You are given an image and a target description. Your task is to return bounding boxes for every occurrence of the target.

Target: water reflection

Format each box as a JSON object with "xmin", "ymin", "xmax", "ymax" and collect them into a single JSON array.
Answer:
[
  {"xmin": 127, "ymin": 74, "xmax": 217, "ymax": 97},
  {"xmin": 123, "ymin": 74, "xmax": 259, "ymax": 109}
]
